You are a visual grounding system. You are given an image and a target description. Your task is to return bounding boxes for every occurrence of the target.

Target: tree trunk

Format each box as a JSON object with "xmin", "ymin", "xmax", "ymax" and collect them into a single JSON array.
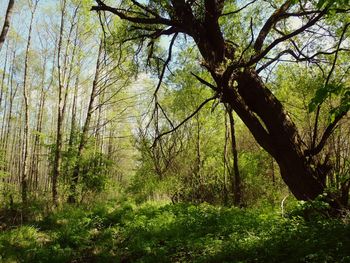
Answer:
[
  {"xmin": 21, "ymin": 1, "xmax": 37, "ymax": 204},
  {"xmin": 52, "ymin": 0, "xmax": 67, "ymax": 205},
  {"xmin": 222, "ymin": 69, "xmax": 325, "ymax": 201},
  {"xmin": 30, "ymin": 55, "xmax": 47, "ymax": 192},
  {"xmin": 67, "ymin": 39, "xmax": 103, "ymax": 203},
  {"xmin": 227, "ymin": 107, "xmax": 242, "ymax": 207},
  {"xmin": 0, "ymin": 43, "xmax": 9, "ymax": 148},
  {"xmin": 188, "ymin": 6, "xmax": 327, "ymax": 202},
  {"xmin": 3, "ymin": 49, "xmax": 17, "ymax": 153},
  {"xmin": 223, "ymin": 113, "xmax": 229, "ymax": 205},
  {"xmin": 0, "ymin": 0, "xmax": 15, "ymax": 52},
  {"xmin": 92, "ymin": 1, "xmax": 345, "ymax": 205},
  {"xmin": 68, "ymin": 74, "xmax": 79, "ymax": 150},
  {"xmin": 0, "ymin": 42, "xmax": 9, "ymax": 110}
]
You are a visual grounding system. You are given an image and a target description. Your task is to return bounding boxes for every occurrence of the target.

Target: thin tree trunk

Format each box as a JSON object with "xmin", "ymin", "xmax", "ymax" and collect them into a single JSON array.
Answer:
[
  {"xmin": 222, "ymin": 112, "xmax": 229, "ymax": 205},
  {"xmin": 94, "ymin": 87, "xmax": 105, "ymax": 154},
  {"xmin": 223, "ymin": 69, "xmax": 325, "ymax": 200},
  {"xmin": 52, "ymin": 0, "xmax": 67, "ymax": 205},
  {"xmin": 67, "ymin": 40, "xmax": 103, "ymax": 203},
  {"xmin": 68, "ymin": 74, "xmax": 79, "ymax": 148},
  {"xmin": 13, "ymin": 102, "xmax": 23, "ymax": 187},
  {"xmin": 0, "ymin": 42, "xmax": 9, "ymax": 110},
  {"xmin": 3, "ymin": 49, "xmax": 17, "ymax": 153},
  {"xmin": 29, "ymin": 54, "xmax": 47, "ymax": 192},
  {"xmin": 227, "ymin": 107, "xmax": 242, "ymax": 207},
  {"xmin": 0, "ymin": 87, "xmax": 8, "ymax": 149},
  {"xmin": 0, "ymin": 44, "xmax": 9, "ymax": 150},
  {"xmin": 21, "ymin": 0, "xmax": 38, "ymax": 204},
  {"xmin": 67, "ymin": 20, "xmax": 81, "ymax": 158},
  {"xmin": 270, "ymin": 157, "xmax": 275, "ymax": 186},
  {"xmin": 0, "ymin": 0, "xmax": 15, "ymax": 52}
]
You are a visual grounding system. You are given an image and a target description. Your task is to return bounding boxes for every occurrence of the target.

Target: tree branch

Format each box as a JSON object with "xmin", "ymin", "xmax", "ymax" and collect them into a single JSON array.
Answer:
[
  {"xmin": 191, "ymin": 72, "xmax": 218, "ymax": 91},
  {"xmin": 91, "ymin": 0, "xmax": 174, "ymax": 26},
  {"xmin": 308, "ymin": 22, "xmax": 350, "ymax": 156},
  {"xmin": 306, "ymin": 111, "xmax": 348, "ymax": 156},
  {"xmin": 221, "ymin": 0, "xmax": 258, "ymax": 17},
  {"xmin": 153, "ymin": 33, "xmax": 178, "ymax": 96},
  {"xmin": 254, "ymin": 0, "xmax": 292, "ymax": 52},
  {"xmin": 151, "ymin": 96, "xmax": 218, "ymax": 147},
  {"xmin": 247, "ymin": 7, "xmax": 329, "ymax": 66}
]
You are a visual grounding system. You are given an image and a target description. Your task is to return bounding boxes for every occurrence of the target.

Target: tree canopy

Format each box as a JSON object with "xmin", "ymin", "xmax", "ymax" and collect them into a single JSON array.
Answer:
[{"xmin": 90, "ymin": 0, "xmax": 350, "ymax": 207}]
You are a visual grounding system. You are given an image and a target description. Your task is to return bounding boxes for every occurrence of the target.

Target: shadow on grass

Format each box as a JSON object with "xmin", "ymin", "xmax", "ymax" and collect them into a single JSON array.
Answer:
[{"xmin": 0, "ymin": 202, "xmax": 349, "ymax": 263}]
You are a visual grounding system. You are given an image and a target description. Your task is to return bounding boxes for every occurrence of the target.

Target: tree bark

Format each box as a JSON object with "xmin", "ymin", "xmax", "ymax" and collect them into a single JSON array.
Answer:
[
  {"xmin": 0, "ymin": 0, "xmax": 15, "ymax": 52},
  {"xmin": 0, "ymin": 42, "xmax": 9, "ymax": 110},
  {"xmin": 2, "ymin": 49, "xmax": 17, "ymax": 154},
  {"xmin": 29, "ymin": 55, "xmax": 47, "ymax": 192},
  {"xmin": 227, "ymin": 107, "xmax": 242, "ymax": 206},
  {"xmin": 21, "ymin": 0, "xmax": 37, "ymax": 204},
  {"xmin": 192, "ymin": 19, "xmax": 326, "ymax": 201},
  {"xmin": 0, "ymin": 43, "xmax": 9, "ymax": 148},
  {"xmin": 223, "ymin": 69, "xmax": 325, "ymax": 200},
  {"xmin": 52, "ymin": 0, "xmax": 67, "ymax": 205}
]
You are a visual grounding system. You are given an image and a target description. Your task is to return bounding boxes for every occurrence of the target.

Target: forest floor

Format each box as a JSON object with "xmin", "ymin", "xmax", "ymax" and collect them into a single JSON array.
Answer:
[{"xmin": 0, "ymin": 200, "xmax": 350, "ymax": 263}]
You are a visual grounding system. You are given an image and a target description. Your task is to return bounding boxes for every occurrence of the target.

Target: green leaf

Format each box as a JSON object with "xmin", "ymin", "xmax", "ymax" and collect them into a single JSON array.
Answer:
[
  {"xmin": 308, "ymin": 84, "xmax": 343, "ymax": 112},
  {"xmin": 317, "ymin": 0, "xmax": 327, "ymax": 8},
  {"xmin": 328, "ymin": 89, "xmax": 350, "ymax": 122}
]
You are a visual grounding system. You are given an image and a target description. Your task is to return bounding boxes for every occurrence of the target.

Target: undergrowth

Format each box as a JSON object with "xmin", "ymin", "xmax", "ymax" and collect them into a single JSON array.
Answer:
[{"xmin": 0, "ymin": 201, "xmax": 349, "ymax": 263}]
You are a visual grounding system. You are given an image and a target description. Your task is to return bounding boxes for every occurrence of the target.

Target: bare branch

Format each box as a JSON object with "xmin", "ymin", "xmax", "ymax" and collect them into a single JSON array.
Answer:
[
  {"xmin": 247, "ymin": 7, "xmax": 329, "ymax": 66},
  {"xmin": 306, "ymin": 111, "xmax": 348, "ymax": 156},
  {"xmin": 254, "ymin": 0, "xmax": 292, "ymax": 52},
  {"xmin": 191, "ymin": 72, "xmax": 218, "ymax": 91},
  {"xmin": 255, "ymin": 47, "xmax": 350, "ymax": 73},
  {"xmin": 153, "ymin": 32, "xmax": 178, "ymax": 96},
  {"xmin": 91, "ymin": 0, "xmax": 174, "ymax": 26},
  {"xmin": 157, "ymin": 102, "xmax": 174, "ymax": 128},
  {"xmin": 257, "ymin": 49, "xmax": 295, "ymax": 73},
  {"xmin": 239, "ymin": 17, "xmax": 254, "ymax": 62},
  {"xmin": 130, "ymin": 0, "xmax": 160, "ymax": 18},
  {"xmin": 221, "ymin": 0, "xmax": 258, "ymax": 17},
  {"xmin": 152, "ymin": 96, "xmax": 218, "ymax": 147}
]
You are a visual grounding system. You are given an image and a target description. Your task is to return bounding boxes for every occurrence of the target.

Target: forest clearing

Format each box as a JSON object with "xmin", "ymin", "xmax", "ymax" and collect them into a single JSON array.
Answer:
[{"xmin": 0, "ymin": 0, "xmax": 350, "ymax": 262}]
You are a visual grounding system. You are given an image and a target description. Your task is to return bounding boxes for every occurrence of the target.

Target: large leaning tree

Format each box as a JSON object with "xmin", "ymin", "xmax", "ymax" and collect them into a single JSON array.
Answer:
[{"xmin": 92, "ymin": 0, "xmax": 350, "ymax": 207}]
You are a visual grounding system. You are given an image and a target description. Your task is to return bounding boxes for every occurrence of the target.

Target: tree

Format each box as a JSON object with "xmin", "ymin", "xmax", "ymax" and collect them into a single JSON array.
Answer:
[
  {"xmin": 67, "ymin": 39, "xmax": 103, "ymax": 203},
  {"xmin": 0, "ymin": 0, "xmax": 15, "ymax": 52},
  {"xmin": 225, "ymin": 104, "xmax": 241, "ymax": 206},
  {"xmin": 0, "ymin": 0, "xmax": 136, "ymax": 206},
  {"xmin": 92, "ymin": 0, "xmax": 350, "ymax": 206},
  {"xmin": 21, "ymin": 0, "xmax": 39, "ymax": 204},
  {"xmin": 52, "ymin": 0, "xmax": 80, "ymax": 205},
  {"xmin": 52, "ymin": 0, "xmax": 67, "ymax": 205}
]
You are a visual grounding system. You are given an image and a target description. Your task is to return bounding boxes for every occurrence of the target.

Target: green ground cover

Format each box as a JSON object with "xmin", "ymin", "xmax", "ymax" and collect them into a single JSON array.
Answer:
[{"xmin": 0, "ymin": 202, "xmax": 349, "ymax": 263}]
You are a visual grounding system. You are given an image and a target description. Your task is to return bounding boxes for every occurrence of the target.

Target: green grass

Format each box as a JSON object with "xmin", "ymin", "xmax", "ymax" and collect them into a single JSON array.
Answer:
[{"xmin": 0, "ymin": 202, "xmax": 349, "ymax": 262}]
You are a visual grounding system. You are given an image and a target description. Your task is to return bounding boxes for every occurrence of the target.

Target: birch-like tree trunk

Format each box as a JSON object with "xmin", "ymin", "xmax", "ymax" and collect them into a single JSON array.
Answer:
[{"xmin": 21, "ymin": 0, "xmax": 38, "ymax": 204}]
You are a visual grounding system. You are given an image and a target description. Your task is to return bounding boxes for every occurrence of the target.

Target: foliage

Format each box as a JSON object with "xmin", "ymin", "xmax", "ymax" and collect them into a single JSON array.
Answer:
[
  {"xmin": 61, "ymin": 134, "xmax": 113, "ymax": 200},
  {"xmin": 80, "ymin": 151, "xmax": 112, "ymax": 194},
  {"xmin": 309, "ymin": 83, "xmax": 350, "ymax": 122},
  {"xmin": 317, "ymin": 0, "xmax": 350, "ymax": 8},
  {"xmin": 1, "ymin": 1, "xmax": 350, "ymax": 262},
  {"xmin": 1, "ymin": 202, "xmax": 350, "ymax": 263}
]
